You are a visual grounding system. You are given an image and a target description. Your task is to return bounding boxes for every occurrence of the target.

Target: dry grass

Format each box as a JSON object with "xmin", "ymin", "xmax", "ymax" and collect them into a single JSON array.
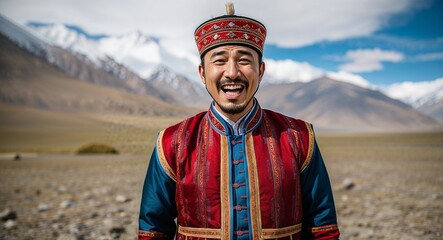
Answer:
[
  {"xmin": 0, "ymin": 104, "xmax": 108, "ymax": 153},
  {"xmin": 86, "ymin": 113, "xmax": 186, "ymax": 153},
  {"xmin": 0, "ymin": 105, "xmax": 194, "ymax": 154}
]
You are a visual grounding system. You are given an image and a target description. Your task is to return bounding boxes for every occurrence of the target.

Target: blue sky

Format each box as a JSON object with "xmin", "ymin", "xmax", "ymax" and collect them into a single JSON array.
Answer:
[
  {"xmin": 0, "ymin": 0, "xmax": 442, "ymax": 88},
  {"xmin": 265, "ymin": 0, "xmax": 443, "ymax": 85}
]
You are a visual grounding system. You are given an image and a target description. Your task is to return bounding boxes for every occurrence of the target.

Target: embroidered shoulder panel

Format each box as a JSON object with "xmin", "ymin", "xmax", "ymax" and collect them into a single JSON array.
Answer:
[
  {"xmin": 158, "ymin": 112, "xmax": 207, "ymax": 183},
  {"xmin": 263, "ymin": 110, "xmax": 314, "ymax": 173},
  {"xmin": 300, "ymin": 122, "xmax": 314, "ymax": 172},
  {"xmin": 156, "ymin": 130, "xmax": 176, "ymax": 182}
]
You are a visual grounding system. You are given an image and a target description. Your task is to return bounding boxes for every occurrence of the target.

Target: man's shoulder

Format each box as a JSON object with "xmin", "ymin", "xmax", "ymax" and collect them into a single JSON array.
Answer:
[
  {"xmin": 262, "ymin": 109, "xmax": 315, "ymax": 167},
  {"xmin": 162, "ymin": 110, "xmax": 208, "ymax": 133},
  {"xmin": 262, "ymin": 109, "xmax": 313, "ymax": 131},
  {"xmin": 156, "ymin": 111, "xmax": 208, "ymax": 162}
]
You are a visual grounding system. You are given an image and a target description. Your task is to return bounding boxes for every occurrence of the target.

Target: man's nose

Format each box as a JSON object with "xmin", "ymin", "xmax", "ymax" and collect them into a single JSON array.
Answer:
[{"xmin": 224, "ymin": 60, "xmax": 239, "ymax": 79}]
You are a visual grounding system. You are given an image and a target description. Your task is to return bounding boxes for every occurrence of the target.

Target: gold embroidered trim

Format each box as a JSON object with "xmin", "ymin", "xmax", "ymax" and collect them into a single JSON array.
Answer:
[
  {"xmin": 176, "ymin": 224, "xmax": 302, "ymax": 239},
  {"xmin": 262, "ymin": 223, "xmax": 302, "ymax": 239},
  {"xmin": 246, "ymin": 133, "xmax": 263, "ymax": 240},
  {"xmin": 300, "ymin": 122, "xmax": 314, "ymax": 173},
  {"xmin": 138, "ymin": 229, "xmax": 168, "ymax": 237},
  {"xmin": 156, "ymin": 130, "xmax": 177, "ymax": 182},
  {"xmin": 220, "ymin": 136, "xmax": 230, "ymax": 239},
  {"xmin": 310, "ymin": 224, "xmax": 339, "ymax": 233},
  {"xmin": 197, "ymin": 119, "xmax": 210, "ymax": 226},
  {"xmin": 178, "ymin": 225, "xmax": 222, "ymax": 238},
  {"xmin": 263, "ymin": 116, "xmax": 282, "ymax": 226}
]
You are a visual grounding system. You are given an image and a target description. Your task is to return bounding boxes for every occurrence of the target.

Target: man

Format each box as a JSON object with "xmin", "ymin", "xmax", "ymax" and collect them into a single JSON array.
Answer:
[{"xmin": 139, "ymin": 3, "xmax": 340, "ymax": 240}]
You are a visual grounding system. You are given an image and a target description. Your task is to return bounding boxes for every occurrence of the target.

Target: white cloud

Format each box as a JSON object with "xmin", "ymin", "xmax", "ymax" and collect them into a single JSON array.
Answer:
[
  {"xmin": 326, "ymin": 71, "xmax": 373, "ymax": 88},
  {"xmin": 338, "ymin": 48, "xmax": 404, "ymax": 73},
  {"xmin": 263, "ymin": 59, "xmax": 377, "ymax": 90},
  {"xmin": 0, "ymin": 0, "xmax": 420, "ymax": 51},
  {"xmin": 383, "ymin": 78, "xmax": 443, "ymax": 107},
  {"xmin": 263, "ymin": 59, "xmax": 324, "ymax": 83},
  {"xmin": 413, "ymin": 52, "xmax": 443, "ymax": 62}
]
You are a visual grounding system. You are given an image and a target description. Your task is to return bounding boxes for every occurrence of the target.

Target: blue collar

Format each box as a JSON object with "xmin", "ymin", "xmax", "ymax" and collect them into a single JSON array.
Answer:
[{"xmin": 207, "ymin": 99, "xmax": 263, "ymax": 136}]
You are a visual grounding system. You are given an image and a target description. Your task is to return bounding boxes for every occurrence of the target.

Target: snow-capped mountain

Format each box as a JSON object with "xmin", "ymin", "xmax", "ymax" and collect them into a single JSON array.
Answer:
[
  {"xmin": 0, "ymin": 31, "xmax": 197, "ymax": 117},
  {"xmin": 0, "ymin": 15, "xmax": 48, "ymax": 58},
  {"xmin": 147, "ymin": 65, "xmax": 210, "ymax": 107},
  {"xmin": 382, "ymin": 78, "xmax": 443, "ymax": 122},
  {"xmin": 383, "ymin": 78, "xmax": 443, "ymax": 108},
  {"xmin": 257, "ymin": 77, "xmax": 441, "ymax": 131},
  {"xmin": 2, "ymin": 15, "xmax": 442, "ymax": 126},
  {"xmin": 24, "ymin": 21, "xmax": 443, "ymax": 112},
  {"xmin": 27, "ymin": 22, "xmax": 201, "ymax": 82},
  {"xmin": 26, "ymin": 22, "xmax": 105, "ymax": 62},
  {"xmin": 0, "ymin": 15, "xmax": 181, "ymax": 104},
  {"xmin": 25, "ymin": 21, "xmax": 209, "ymax": 107}
]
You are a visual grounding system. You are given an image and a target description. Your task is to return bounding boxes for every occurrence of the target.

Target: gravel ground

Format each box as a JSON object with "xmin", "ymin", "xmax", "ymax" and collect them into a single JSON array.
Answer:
[
  {"xmin": 0, "ymin": 154, "xmax": 145, "ymax": 240},
  {"xmin": 0, "ymin": 133, "xmax": 442, "ymax": 239}
]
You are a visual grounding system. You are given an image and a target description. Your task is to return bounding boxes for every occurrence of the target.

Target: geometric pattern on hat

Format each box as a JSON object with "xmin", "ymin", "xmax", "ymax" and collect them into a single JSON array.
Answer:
[{"xmin": 195, "ymin": 15, "xmax": 266, "ymax": 57}]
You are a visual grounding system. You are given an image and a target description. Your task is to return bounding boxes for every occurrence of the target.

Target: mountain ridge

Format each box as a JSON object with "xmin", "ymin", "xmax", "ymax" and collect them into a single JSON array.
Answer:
[
  {"xmin": 1, "ymin": 15, "xmax": 441, "ymax": 132},
  {"xmin": 257, "ymin": 77, "xmax": 441, "ymax": 132},
  {"xmin": 27, "ymin": 21, "xmax": 200, "ymax": 81},
  {"xmin": 23, "ymin": 19, "xmax": 208, "ymax": 107},
  {"xmin": 0, "ymin": 33, "xmax": 198, "ymax": 117},
  {"xmin": 24, "ymin": 19, "xmax": 443, "ymax": 117},
  {"xmin": 0, "ymin": 15, "xmax": 192, "ymax": 105}
]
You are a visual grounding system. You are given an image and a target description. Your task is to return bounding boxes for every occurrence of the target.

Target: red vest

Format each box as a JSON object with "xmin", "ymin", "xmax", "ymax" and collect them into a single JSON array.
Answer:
[{"xmin": 156, "ymin": 105, "xmax": 315, "ymax": 239}]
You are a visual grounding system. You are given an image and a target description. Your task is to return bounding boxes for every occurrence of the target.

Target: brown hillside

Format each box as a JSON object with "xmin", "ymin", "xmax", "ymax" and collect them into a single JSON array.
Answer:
[
  {"xmin": 0, "ymin": 34, "xmax": 199, "ymax": 117},
  {"xmin": 257, "ymin": 77, "xmax": 441, "ymax": 132}
]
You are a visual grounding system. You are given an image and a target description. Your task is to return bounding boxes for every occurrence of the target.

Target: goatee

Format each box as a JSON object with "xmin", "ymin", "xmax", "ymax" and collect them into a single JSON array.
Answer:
[{"xmin": 205, "ymin": 77, "xmax": 259, "ymax": 115}]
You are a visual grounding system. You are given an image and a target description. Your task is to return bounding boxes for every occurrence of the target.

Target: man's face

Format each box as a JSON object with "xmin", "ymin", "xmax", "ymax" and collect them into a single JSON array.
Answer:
[{"xmin": 199, "ymin": 45, "xmax": 265, "ymax": 121}]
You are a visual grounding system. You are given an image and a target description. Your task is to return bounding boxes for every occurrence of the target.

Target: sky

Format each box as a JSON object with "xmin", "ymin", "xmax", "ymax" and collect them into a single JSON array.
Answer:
[{"xmin": 0, "ymin": 0, "xmax": 442, "ymax": 89}]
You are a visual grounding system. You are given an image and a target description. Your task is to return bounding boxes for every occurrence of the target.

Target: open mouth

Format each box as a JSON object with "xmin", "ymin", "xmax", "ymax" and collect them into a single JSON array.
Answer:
[{"xmin": 221, "ymin": 84, "xmax": 245, "ymax": 95}]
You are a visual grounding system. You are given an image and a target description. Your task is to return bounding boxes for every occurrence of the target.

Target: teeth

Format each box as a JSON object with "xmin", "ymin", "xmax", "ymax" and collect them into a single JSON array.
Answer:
[{"xmin": 222, "ymin": 85, "xmax": 243, "ymax": 90}]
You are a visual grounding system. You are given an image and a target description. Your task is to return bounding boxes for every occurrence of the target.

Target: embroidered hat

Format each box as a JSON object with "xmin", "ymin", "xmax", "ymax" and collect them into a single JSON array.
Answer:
[{"xmin": 194, "ymin": 2, "xmax": 267, "ymax": 58}]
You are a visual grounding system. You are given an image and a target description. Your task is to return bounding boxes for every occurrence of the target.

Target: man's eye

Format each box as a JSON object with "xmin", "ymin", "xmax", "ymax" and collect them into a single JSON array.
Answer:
[
  {"xmin": 239, "ymin": 58, "xmax": 251, "ymax": 64},
  {"xmin": 213, "ymin": 59, "xmax": 225, "ymax": 64}
]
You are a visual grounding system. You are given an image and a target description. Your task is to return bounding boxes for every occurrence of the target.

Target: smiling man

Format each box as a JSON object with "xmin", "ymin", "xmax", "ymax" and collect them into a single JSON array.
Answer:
[
  {"xmin": 139, "ymin": 3, "xmax": 339, "ymax": 240},
  {"xmin": 200, "ymin": 45, "xmax": 264, "ymax": 121}
]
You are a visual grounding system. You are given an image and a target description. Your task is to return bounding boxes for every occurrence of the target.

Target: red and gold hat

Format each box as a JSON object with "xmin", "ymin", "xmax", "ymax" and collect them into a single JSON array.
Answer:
[{"xmin": 194, "ymin": 3, "xmax": 267, "ymax": 57}]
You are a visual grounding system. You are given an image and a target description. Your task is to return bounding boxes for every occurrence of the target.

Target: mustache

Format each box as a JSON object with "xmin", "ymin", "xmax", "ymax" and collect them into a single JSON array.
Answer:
[{"xmin": 216, "ymin": 78, "xmax": 249, "ymax": 89}]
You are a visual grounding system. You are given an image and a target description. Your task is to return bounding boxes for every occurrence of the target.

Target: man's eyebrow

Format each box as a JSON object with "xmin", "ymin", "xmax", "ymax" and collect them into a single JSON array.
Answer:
[
  {"xmin": 209, "ymin": 49, "xmax": 255, "ymax": 59},
  {"xmin": 237, "ymin": 49, "xmax": 254, "ymax": 58},
  {"xmin": 209, "ymin": 50, "xmax": 228, "ymax": 59}
]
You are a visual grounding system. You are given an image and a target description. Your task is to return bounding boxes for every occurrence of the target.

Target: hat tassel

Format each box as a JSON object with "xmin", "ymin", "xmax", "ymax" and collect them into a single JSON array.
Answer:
[{"xmin": 225, "ymin": 2, "xmax": 235, "ymax": 15}]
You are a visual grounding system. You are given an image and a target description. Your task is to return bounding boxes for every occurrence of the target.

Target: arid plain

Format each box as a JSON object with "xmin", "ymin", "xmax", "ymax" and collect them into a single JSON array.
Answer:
[{"xmin": 0, "ymin": 109, "xmax": 442, "ymax": 240}]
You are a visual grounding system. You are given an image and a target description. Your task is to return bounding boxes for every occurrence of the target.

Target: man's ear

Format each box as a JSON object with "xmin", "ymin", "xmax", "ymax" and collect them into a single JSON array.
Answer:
[
  {"xmin": 198, "ymin": 64, "xmax": 205, "ymax": 85},
  {"xmin": 259, "ymin": 61, "xmax": 265, "ymax": 83}
]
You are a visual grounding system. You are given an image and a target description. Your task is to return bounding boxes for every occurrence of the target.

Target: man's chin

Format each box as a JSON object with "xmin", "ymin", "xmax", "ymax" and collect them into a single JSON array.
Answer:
[{"xmin": 218, "ymin": 102, "xmax": 248, "ymax": 115}]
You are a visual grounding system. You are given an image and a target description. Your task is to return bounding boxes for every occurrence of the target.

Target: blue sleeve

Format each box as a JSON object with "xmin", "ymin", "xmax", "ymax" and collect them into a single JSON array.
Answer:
[
  {"xmin": 300, "ymin": 138, "xmax": 338, "ymax": 230},
  {"xmin": 139, "ymin": 145, "xmax": 177, "ymax": 238}
]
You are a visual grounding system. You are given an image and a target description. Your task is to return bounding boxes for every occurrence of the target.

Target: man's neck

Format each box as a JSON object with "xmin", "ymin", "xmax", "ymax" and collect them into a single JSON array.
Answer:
[
  {"xmin": 213, "ymin": 101, "xmax": 254, "ymax": 122},
  {"xmin": 212, "ymin": 100, "xmax": 257, "ymax": 135}
]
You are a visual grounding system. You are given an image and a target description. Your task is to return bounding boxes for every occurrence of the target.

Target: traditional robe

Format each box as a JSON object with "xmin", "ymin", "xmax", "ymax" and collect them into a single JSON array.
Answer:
[{"xmin": 139, "ymin": 100, "xmax": 340, "ymax": 239}]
